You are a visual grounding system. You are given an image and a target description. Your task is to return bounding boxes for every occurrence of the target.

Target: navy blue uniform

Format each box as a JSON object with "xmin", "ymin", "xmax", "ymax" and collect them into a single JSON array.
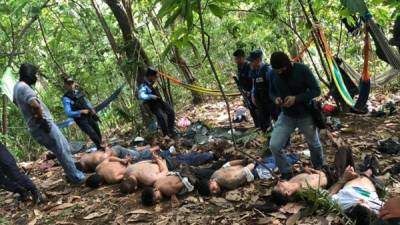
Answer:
[
  {"xmin": 236, "ymin": 61, "xmax": 258, "ymax": 126},
  {"xmin": 0, "ymin": 143, "xmax": 37, "ymax": 198},
  {"xmin": 139, "ymin": 78, "xmax": 175, "ymax": 136},
  {"xmin": 63, "ymin": 90, "xmax": 102, "ymax": 149},
  {"xmin": 251, "ymin": 63, "xmax": 278, "ymax": 131}
]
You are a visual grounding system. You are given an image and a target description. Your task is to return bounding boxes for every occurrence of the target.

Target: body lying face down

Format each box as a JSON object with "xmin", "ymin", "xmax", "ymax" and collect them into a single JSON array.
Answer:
[
  {"xmin": 197, "ymin": 159, "xmax": 256, "ymax": 196},
  {"xmin": 120, "ymin": 152, "xmax": 168, "ymax": 194},
  {"xmin": 85, "ymin": 157, "xmax": 129, "ymax": 188}
]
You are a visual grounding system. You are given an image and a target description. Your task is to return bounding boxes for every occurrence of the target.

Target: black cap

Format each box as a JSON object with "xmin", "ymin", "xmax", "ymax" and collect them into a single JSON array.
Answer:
[
  {"xmin": 146, "ymin": 67, "xmax": 158, "ymax": 77},
  {"xmin": 248, "ymin": 50, "xmax": 263, "ymax": 62},
  {"xmin": 64, "ymin": 77, "xmax": 74, "ymax": 84},
  {"xmin": 233, "ymin": 49, "xmax": 245, "ymax": 57},
  {"xmin": 270, "ymin": 51, "xmax": 291, "ymax": 69}
]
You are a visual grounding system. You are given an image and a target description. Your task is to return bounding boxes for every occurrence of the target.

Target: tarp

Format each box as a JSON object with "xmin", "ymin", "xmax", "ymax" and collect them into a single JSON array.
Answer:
[
  {"xmin": 1, "ymin": 67, "xmax": 17, "ymax": 101},
  {"xmin": 57, "ymin": 84, "xmax": 125, "ymax": 129}
]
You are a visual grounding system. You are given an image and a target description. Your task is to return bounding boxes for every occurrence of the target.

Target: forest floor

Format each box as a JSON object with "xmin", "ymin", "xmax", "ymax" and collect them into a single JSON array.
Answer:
[{"xmin": 1, "ymin": 92, "xmax": 400, "ymax": 225}]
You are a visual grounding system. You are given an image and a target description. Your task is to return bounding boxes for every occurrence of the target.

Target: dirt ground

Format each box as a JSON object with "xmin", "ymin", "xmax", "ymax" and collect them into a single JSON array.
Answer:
[{"xmin": 1, "ymin": 94, "xmax": 400, "ymax": 225}]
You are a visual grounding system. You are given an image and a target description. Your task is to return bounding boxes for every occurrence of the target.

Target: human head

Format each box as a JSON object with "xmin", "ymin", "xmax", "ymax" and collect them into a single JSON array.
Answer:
[
  {"xmin": 120, "ymin": 176, "xmax": 138, "ymax": 194},
  {"xmin": 141, "ymin": 187, "xmax": 162, "ymax": 206},
  {"xmin": 249, "ymin": 50, "xmax": 263, "ymax": 70},
  {"xmin": 233, "ymin": 49, "xmax": 246, "ymax": 65},
  {"xmin": 19, "ymin": 63, "xmax": 39, "ymax": 86},
  {"xmin": 145, "ymin": 67, "xmax": 158, "ymax": 82},
  {"xmin": 273, "ymin": 181, "xmax": 300, "ymax": 198},
  {"xmin": 270, "ymin": 190, "xmax": 290, "ymax": 206},
  {"xmin": 197, "ymin": 179, "xmax": 211, "ymax": 196},
  {"xmin": 85, "ymin": 174, "xmax": 104, "ymax": 188},
  {"xmin": 346, "ymin": 204, "xmax": 374, "ymax": 225},
  {"xmin": 270, "ymin": 51, "xmax": 292, "ymax": 76},
  {"xmin": 64, "ymin": 78, "xmax": 76, "ymax": 91}
]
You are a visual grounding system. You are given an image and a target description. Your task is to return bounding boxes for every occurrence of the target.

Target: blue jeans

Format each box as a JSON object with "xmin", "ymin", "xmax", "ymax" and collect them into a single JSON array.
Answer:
[
  {"xmin": 269, "ymin": 114, "xmax": 323, "ymax": 174},
  {"xmin": 31, "ymin": 122, "xmax": 85, "ymax": 184}
]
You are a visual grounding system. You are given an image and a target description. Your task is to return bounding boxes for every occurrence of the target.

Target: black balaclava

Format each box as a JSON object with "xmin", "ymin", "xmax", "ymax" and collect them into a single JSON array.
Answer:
[
  {"xmin": 19, "ymin": 63, "xmax": 38, "ymax": 86},
  {"xmin": 270, "ymin": 52, "xmax": 293, "ymax": 76}
]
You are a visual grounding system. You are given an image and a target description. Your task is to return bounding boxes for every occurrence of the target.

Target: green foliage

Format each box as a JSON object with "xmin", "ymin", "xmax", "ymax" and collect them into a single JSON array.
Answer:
[{"xmin": 0, "ymin": 0, "xmax": 399, "ymax": 161}]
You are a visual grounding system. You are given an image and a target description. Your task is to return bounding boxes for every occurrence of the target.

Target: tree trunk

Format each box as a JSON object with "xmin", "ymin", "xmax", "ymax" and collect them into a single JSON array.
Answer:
[
  {"xmin": 91, "ymin": 0, "xmax": 121, "ymax": 65},
  {"xmin": 103, "ymin": 0, "xmax": 153, "ymax": 128},
  {"xmin": 172, "ymin": 46, "xmax": 203, "ymax": 104}
]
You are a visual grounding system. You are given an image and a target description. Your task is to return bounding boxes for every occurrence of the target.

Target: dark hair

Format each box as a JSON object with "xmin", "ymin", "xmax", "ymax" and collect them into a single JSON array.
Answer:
[
  {"xmin": 197, "ymin": 179, "xmax": 211, "ymax": 196},
  {"xmin": 74, "ymin": 161, "xmax": 83, "ymax": 172},
  {"xmin": 141, "ymin": 187, "xmax": 156, "ymax": 206},
  {"xmin": 249, "ymin": 50, "xmax": 263, "ymax": 62},
  {"xmin": 120, "ymin": 178, "xmax": 137, "ymax": 194},
  {"xmin": 270, "ymin": 190, "xmax": 290, "ymax": 206},
  {"xmin": 146, "ymin": 67, "xmax": 158, "ymax": 77},
  {"xmin": 233, "ymin": 49, "xmax": 245, "ymax": 57},
  {"xmin": 346, "ymin": 204, "xmax": 374, "ymax": 225},
  {"xmin": 19, "ymin": 63, "xmax": 38, "ymax": 85},
  {"xmin": 85, "ymin": 174, "xmax": 104, "ymax": 189},
  {"xmin": 270, "ymin": 51, "xmax": 291, "ymax": 69}
]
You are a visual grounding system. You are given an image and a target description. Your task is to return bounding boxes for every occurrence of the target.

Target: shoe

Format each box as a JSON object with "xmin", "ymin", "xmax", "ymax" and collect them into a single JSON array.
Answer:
[
  {"xmin": 369, "ymin": 156, "xmax": 381, "ymax": 175},
  {"xmin": 360, "ymin": 155, "xmax": 372, "ymax": 172},
  {"xmin": 31, "ymin": 189, "xmax": 47, "ymax": 204}
]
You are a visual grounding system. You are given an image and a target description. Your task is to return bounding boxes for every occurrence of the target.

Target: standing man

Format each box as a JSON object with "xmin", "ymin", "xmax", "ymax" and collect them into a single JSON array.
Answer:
[
  {"xmin": 0, "ymin": 143, "xmax": 45, "ymax": 204},
  {"xmin": 62, "ymin": 78, "xmax": 103, "ymax": 150},
  {"xmin": 269, "ymin": 52, "xmax": 323, "ymax": 179},
  {"xmin": 138, "ymin": 68, "xmax": 176, "ymax": 138},
  {"xmin": 232, "ymin": 49, "xmax": 258, "ymax": 127},
  {"xmin": 13, "ymin": 63, "xmax": 85, "ymax": 184},
  {"xmin": 249, "ymin": 50, "xmax": 277, "ymax": 132}
]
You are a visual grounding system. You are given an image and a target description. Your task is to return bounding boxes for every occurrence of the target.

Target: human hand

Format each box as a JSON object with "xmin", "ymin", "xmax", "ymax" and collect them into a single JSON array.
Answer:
[
  {"xmin": 275, "ymin": 97, "xmax": 283, "ymax": 105},
  {"xmin": 80, "ymin": 109, "xmax": 90, "ymax": 114},
  {"xmin": 283, "ymin": 96, "xmax": 296, "ymax": 108},
  {"xmin": 304, "ymin": 167, "xmax": 319, "ymax": 174},
  {"xmin": 380, "ymin": 197, "xmax": 400, "ymax": 220},
  {"xmin": 342, "ymin": 166, "xmax": 358, "ymax": 182}
]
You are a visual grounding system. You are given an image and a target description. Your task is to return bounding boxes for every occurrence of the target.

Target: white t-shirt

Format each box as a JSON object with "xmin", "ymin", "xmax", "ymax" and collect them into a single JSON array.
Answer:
[{"xmin": 332, "ymin": 185, "xmax": 383, "ymax": 214}]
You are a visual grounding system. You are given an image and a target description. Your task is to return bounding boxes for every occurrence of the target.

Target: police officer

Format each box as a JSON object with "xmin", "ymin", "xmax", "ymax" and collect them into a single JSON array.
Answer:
[
  {"xmin": 138, "ymin": 68, "xmax": 176, "ymax": 137},
  {"xmin": 249, "ymin": 50, "xmax": 278, "ymax": 132},
  {"xmin": 233, "ymin": 49, "xmax": 258, "ymax": 127},
  {"xmin": 62, "ymin": 78, "xmax": 103, "ymax": 150}
]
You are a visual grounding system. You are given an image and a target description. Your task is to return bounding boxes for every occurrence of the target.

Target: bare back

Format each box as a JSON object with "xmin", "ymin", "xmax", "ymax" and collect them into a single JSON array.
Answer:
[
  {"xmin": 154, "ymin": 176, "xmax": 183, "ymax": 197},
  {"xmin": 211, "ymin": 166, "xmax": 247, "ymax": 190},
  {"xmin": 125, "ymin": 161, "xmax": 162, "ymax": 186},
  {"xmin": 81, "ymin": 151, "xmax": 113, "ymax": 171},
  {"xmin": 96, "ymin": 160, "xmax": 127, "ymax": 184}
]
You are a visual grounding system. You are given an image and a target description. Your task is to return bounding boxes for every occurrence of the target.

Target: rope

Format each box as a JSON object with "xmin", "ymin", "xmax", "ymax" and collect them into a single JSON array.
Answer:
[
  {"xmin": 362, "ymin": 27, "xmax": 370, "ymax": 81},
  {"xmin": 293, "ymin": 37, "xmax": 314, "ymax": 62},
  {"xmin": 158, "ymin": 71, "xmax": 241, "ymax": 96}
]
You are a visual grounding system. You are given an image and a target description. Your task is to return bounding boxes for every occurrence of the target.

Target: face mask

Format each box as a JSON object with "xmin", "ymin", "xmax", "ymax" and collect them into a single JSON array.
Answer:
[{"xmin": 19, "ymin": 64, "xmax": 38, "ymax": 86}]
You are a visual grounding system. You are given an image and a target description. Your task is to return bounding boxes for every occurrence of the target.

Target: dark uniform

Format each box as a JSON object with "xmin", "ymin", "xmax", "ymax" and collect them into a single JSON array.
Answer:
[
  {"xmin": 62, "ymin": 89, "xmax": 102, "ymax": 149},
  {"xmin": 251, "ymin": 63, "xmax": 278, "ymax": 131},
  {"xmin": 236, "ymin": 61, "xmax": 258, "ymax": 126},
  {"xmin": 138, "ymin": 77, "xmax": 175, "ymax": 136}
]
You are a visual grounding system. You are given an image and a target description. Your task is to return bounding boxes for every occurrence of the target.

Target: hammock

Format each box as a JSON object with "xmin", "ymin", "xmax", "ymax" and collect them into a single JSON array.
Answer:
[{"xmin": 57, "ymin": 85, "xmax": 125, "ymax": 129}]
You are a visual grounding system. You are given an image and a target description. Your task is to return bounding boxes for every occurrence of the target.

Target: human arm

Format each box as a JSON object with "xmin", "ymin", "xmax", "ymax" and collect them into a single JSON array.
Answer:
[
  {"xmin": 379, "ymin": 197, "xmax": 400, "ymax": 220},
  {"xmin": 328, "ymin": 166, "xmax": 358, "ymax": 196},
  {"xmin": 153, "ymin": 152, "xmax": 168, "ymax": 176},
  {"xmin": 294, "ymin": 65, "xmax": 321, "ymax": 104},
  {"xmin": 138, "ymin": 84, "xmax": 159, "ymax": 101},
  {"xmin": 108, "ymin": 156, "xmax": 129, "ymax": 165},
  {"xmin": 62, "ymin": 97, "xmax": 84, "ymax": 118},
  {"xmin": 223, "ymin": 159, "xmax": 249, "ymax": 168}
]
